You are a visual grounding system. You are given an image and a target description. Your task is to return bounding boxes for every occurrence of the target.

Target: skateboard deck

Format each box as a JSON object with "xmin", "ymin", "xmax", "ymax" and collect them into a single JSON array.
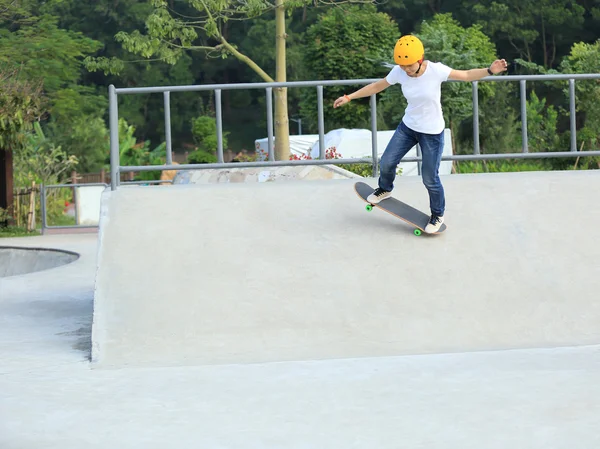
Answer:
[{"xmin": 354, "ymin": 181, "xmax": 447, "ymax": 236}]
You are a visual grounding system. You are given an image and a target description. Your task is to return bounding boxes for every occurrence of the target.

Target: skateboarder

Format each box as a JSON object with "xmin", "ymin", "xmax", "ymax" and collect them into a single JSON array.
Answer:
[{"xmin": 333, "ymin": 35, "xmax": 508, "ymax": 233}]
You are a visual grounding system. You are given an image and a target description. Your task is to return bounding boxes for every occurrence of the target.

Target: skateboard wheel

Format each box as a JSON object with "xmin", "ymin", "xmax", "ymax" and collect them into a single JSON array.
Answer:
[
  {"xmin": 365, "ymin": 204, "xmax": 373, "ymax": 212},
  {"xmin": 414, "ymin": 229, "xmax": 421, "ymax": 236}
]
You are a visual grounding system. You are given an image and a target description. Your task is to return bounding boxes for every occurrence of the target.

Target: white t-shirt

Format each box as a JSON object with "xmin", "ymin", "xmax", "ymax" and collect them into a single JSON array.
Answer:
[{"xmin": 385, "ymin": 61, "xmax": 453, "ymax": 134}]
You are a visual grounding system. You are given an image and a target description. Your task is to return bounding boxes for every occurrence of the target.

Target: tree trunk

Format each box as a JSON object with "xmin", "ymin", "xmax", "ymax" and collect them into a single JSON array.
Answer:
[
  {"xmin": 274, "ymin": 0, "xmax": 290, "ymax": 161},
  {"xmin": 541, "ymin": 14, "xmax": 548, "ymax": 68},
  {"xmin": 0, "ymin": 149, "xmax": 14, "ymax": 225},
  {"xmin": 218, "ymin": 21, "xmax": 290, "ymax": 160}
]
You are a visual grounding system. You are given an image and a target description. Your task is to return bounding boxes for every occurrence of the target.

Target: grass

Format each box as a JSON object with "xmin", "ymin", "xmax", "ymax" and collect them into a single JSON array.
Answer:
[
  {"xmin": 48, "ymin": 214, "xmax": 76, "ymax": 227},
  {"xmin": 0, "ymin": 226, "xmax": 40, "ymax": 238}
]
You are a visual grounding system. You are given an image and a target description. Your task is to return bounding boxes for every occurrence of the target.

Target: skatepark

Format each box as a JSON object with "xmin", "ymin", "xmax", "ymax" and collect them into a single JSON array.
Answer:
[{"xmin": 1, "ymin": 168, "xmax": 599, "ymax": 448}]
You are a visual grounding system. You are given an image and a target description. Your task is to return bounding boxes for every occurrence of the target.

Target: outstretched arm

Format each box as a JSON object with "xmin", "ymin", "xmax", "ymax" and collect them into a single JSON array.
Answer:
[
  {"xmin": 333, "ymin": 78, "xmax": 391, "ymax": 108},
  {"xmin": 449, "ymin": 59, "xmax": 508, "ymax": 82}
]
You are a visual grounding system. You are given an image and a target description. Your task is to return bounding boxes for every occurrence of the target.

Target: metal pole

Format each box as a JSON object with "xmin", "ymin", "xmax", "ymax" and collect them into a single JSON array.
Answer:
[
  {"xmin": 317, "ymin": 85, "xmax": 325, "ymax": 159},
  {"xmin": 520, "ymin": 80, "xmax": 528, "ymax": 153},
  {"xmin": 472, "ymin": 81, "xmax": 480, "ymax": 155},
  {"xmin": 109, "ymin": 85, "xmax": 119, "ymax": 190},
  {"xmin": 164, "ymin": 91, "xmax": 173, "ymax": 165},
  {"xmin": 416, "ymin": 144, "xmax": 422, "ymax": 176},
  {"xmin": 369, "ymin": 94, "xmax": 378, "ymax": 177},
  {"xmin": 266, "ymin": 87, "xmax": 274, "ymax": 161},
  {"xmin": 569, "ymin": 79, "xmax": 577, "ymax": 151},
  {"xmin": 215, "ymin": 89, "xmax": 224, "ymax": 163},
  {"xmin": 73, "ymin": 186, "xmax": 79, "ymax": 226},
  {"xmin": 40, "ymin": 184, "xmax": 47, "ymax": 235},
  {"xmin": 110, "ymin": 73, "xmax": 600, "ymax": 96}
]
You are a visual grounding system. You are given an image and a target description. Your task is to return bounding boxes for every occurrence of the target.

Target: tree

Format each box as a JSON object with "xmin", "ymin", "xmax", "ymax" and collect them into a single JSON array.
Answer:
[
  {"xmin": 526, "ymin": 91, "xmax": 560, "ymax": 152},
  {"xmin": 417, "ymin": 13, "xmax": 499, "ymax": 153},
  {"xmin": 86, "ymin": 0, "xmax": 374, "ymax": 161},
  {"xmin": 0, "ymin": 3, "xmax": 109, "ymax": 173},
  {"xmin": 467, "ymin": 0, "xmax": 585, "ymax": 68},
  {"xmin": 559, "ymin": 40, "xmax": 600, "ymax": 168},
  {"xmin": 300, "ymin": 4, "xmax": 399, "ymax": 131},
  {"xmin": 14, "ymin": 122, "xmax": 78, "ymax": 188},
  {"xmin": 0, "ymin": 66, "xmax": 45, "ymax": 220}
]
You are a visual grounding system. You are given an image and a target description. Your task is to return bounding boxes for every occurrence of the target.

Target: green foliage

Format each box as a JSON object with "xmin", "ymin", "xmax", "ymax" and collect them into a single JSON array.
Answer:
[
  {"xmin": 453, "ymin": 159, "xmax": 553, "ymax": 173},
  {"xmin": 43, "ymin": 186, "xmax": 76, "ymax": 227},
  {"xmin": 477, "ymin": 82, "xmax": 522, "ymax": 154},
  {"xmin": 45, "ymin": 115, "xmax": 109, "ymax": 173},
  {"xmin": 0, "ymin": 207, "xmax": 10, "ymax": 223},
  {"xmin": 417, "ymin": 13, "xmax": 499, "ymax": 152},
  {"xmin": 14, "ymin": 122, "xmax": 78, "ymax": 187},
  {"xmin": 469, "ymin": 0, "xmax": 585, "ymax": 67},
  {"xmin": 186, "ymin": 115, "xmax": 228, "ymax": 164},
  {"xmin": 0, "ymin": 225, "xmax": 38, "ymax": 238},
  {"xmin": 0, "ymin": 65, "xmax": 45, "ymax": 149},
  {"xmin": 0, "ymin": 15, "xmax": 102, "ymax": 91},
  {"xmin": 187, "ymin": 150, "xmax": 218, "ymax": 164},
  {"xmin": 96, "ymin": 0, "xmax": 288, "ymax": 67},
  {"xmin": 192, "ymin": 116, "xmax": 229, "ymax": 153},
  {"xmin": 117, "ymin": 119, "xmax": 167, "ymax": 180},
  {"xmin": 0, "ymin": 2, "xmax": 109, "ymax": 176},
  {"xmin": 339, "ymin": 163, "xmax": 376, "ymax": 177},
  {"xmin": 560, "ymin": 40, "xmax": 600, "ymax": 150},
  {"xmin": 526, "ymin": 91, "xmax": 560, "ymax": 152},
  {"xmin": 0, "ymin": 13, "xmax": 105, "ymax": 129},
  {"xmin": 300, "ymin": 4, "xmax": 399, "ymax": 130}
]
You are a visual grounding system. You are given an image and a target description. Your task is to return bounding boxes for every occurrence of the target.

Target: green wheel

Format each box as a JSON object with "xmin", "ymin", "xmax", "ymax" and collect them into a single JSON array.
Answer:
[
  {"xmin": 365, "ymin": 204, "xmax": 373, "ymax": 212},
  {"xmin": 414, "ymin": 229, "xmax": 422, "ymax": 236}
]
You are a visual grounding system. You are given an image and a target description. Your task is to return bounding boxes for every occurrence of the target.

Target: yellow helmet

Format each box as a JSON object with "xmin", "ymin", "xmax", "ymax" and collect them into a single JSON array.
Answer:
[{"xmin": 394, "ymin": 35, "xmax": 425, "ymax": 66}]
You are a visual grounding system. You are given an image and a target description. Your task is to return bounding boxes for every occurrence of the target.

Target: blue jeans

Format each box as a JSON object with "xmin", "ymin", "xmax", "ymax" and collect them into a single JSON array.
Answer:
[{"xmin": 379, "ymin": 121, "xmax": 445, "ymax": 216}]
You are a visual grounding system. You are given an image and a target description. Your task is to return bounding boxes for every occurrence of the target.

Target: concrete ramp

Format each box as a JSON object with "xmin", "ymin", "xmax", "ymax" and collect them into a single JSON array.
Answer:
[{"xmin": 91, "ymin": 170, "xmax": 600, "ymax": 368}]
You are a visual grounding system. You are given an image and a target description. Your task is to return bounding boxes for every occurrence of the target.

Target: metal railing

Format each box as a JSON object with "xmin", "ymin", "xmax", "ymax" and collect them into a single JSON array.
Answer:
[
  {"xmin": 108, "ymin": 73, "xmax": 600, "ymax": 191},
  {"xmin": 40, "ymin": 179, "xmax": 174, "ymax": 233},
  {"xmin": 41, "ymin": 183, "xmax": 107, "ymax": 234}
]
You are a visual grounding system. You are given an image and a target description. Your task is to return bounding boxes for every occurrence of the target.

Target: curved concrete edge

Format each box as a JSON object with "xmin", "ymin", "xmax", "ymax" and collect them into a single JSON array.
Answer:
[{"xmin": 0, "ymin": 246, "xmax": 80, "ymax": 278}]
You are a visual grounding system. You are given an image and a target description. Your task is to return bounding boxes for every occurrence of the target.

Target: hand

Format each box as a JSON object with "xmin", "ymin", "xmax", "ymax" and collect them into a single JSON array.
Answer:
[
  {"xmin": 333, "ymin": 95, "xmax": 351, "ymax": 108},
  {"xmin": 490, "ymin": 59, "xmax": 508, "ymax": 75}
]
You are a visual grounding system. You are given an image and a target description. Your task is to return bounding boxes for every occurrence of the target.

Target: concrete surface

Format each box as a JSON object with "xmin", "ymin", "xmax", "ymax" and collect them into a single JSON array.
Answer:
[
  {"xmin": 0, "ymin": 246, "xmax": 79, "ymax": 278},
  {"xmin": 1, "ymin": 172, "xmax": 600, "ymax": 448},
  {"xmin": 92, "ymin": 170, "xmax": 600, "ymax": 368}
]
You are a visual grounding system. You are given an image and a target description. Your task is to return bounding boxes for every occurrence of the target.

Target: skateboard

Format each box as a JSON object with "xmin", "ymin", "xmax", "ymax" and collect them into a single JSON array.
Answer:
[{"xmin": 354, "ymin": 181, "xmax": 447, "ymax": 236}]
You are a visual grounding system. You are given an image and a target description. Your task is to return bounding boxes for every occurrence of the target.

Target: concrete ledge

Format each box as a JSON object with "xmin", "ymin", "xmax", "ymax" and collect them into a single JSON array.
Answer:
[{"xmin": 91, "ymin": 170, "xmax": 600, "ymax": 368}]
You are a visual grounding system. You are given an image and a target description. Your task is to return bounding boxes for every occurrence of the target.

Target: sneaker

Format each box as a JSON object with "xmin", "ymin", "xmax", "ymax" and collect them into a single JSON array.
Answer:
[
  {"xmin": 424, "ymin": 215, "xmax": 444, "ymax": 233},
  {"xmin": 367, "ymin": 187, "xmax": 392, "ymax": 204}
]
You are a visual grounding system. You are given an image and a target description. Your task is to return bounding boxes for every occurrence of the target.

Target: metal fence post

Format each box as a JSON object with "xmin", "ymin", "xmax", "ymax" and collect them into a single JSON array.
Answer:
[
  {"xmin": 109, "ymin": 85, "xmax": 119, "ymax": 191},
  {"xmin": 266, "ymin": 87, "xmax": 274, "ymax": 161},
  {"xmin": 472, "ymin": 81, "xmax": 480, "ymax": 155},
  {"xmin": 317, "ymin": 85, "xmax": 325, "ymax": 159},
  {"xmin": 520, "ymin": 80, "xmax": 528, "ymax": 153},
  {"xmin": 73, "ymin": 186, "xmax": 79, "ymax": 226},
  {"xmin": 164, "ymin": 91, "xmax": 173, "ymax": 165},
  {"xmin": 215, "ymin": 89, "xmax": 224, "ymax": 163},
  {"xmin": 40, "ymin": 184, "xmax": 47, "ymax": 235},
  {"xmin": 369, "ymin": 94, "xmax": 378, "ymax": 177},
  {"xmin": 569, "ymin": 79, "xmax": 577, "ymax": 151}
]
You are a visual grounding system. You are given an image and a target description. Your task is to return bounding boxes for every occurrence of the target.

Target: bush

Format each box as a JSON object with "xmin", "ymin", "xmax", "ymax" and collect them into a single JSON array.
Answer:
[{"xmin": 187, "ymin": 149, "xmax": 217, "ymax": 164}]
